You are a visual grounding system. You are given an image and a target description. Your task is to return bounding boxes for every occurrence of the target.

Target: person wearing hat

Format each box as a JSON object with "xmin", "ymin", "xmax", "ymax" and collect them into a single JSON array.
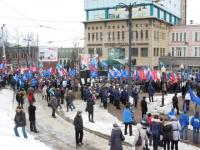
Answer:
[
  {"xmin": 191, "ymin": 111, "xmax": 200, "ymax": 144},
  {"xmin": 179, "ymin": 110, "xmax": 189, "ymax": 141},
  {"xmin": 109, "ymin": 123, "xmax": 124, "ymax": 150},
  {"xmin": 74, "ymin": 111, "xmax": 84, "ymax": 146},
  {"xmin": 170, "ymin": 116, "xmax": 181, "ymax": 150},
  {"xmin": 14, "ymin": 106, "xmax": 27, "ymax": 139}
]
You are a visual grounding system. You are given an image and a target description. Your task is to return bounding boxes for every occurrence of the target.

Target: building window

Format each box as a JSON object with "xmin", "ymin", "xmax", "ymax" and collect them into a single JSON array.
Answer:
[
  {"xmin": 96, "ymin": 27, "xmax": 98, "ymax": 30},
  {"xmin": 112, "ymin": 26, "xmax": 115, "ymax": 29},
  {"xmin": 117, "ymin": 31, "xmax": 120, "ymax": 40},
  {"xmin": 92, "ymin": 27, "xmax": 94, "ymax": 30},
  {"xmin": 122, "ymin": 31, "xmax": 125, "ymax": 40},
  {"xmin": 154, "ymin": 48, "xmax": 156, "ymax": 56},
  {"xmin": 184, "ymin": 32, "xmax": 186, "ymax": 41},
  {"xmin": 195, "ymin": 47, "xmax": 198, "ymax": 56},
  {"xmin": 131, "ymin": 48, "xmax": 138, "ymax": 57},
  {"xmin": 176, "ymin": 33, "xmax": 178, "ymax": 41},
  {"xmin": 108, "ymin": 32, "xmax": 111, "ymax": 40},
  {"xmin": 141, "ymin": 48, "xmax": 148, "ymax": 57},
  {"xmin": 100, "ymin": 32, "xmax": 102, "ymax": 41},
  {"xmin": 172, "ymin": 47, "xmax": 174, "ymax": 56},
  {"xmin": 157, "ymin": 48, "xmax": 159, "ymax": 56},
  {"xmin": 92, "ymin": 33, "xmax": 94, "ymax": 40},
  {"xmin": 112, "ymin": 32, "xmax": 115, "ymax": 40},
  {"xmin": 122, "ymin": 25, "xmax": 124, "ymax": 28},
  {"xmin": 88, "ymin": 33, "xmax": 90, "ymax": 41},
  {"xmin": 96, "ymin": 48, "xmax": 102, "ymax": 56},
  {"xmin": 88, "ymin": 27, "xmax": 90, "ymax": 30},
  {"xmin": 141, "ymin": 30, "xmax": 143, "ymax": 39},
  {"xmin": 96, "ymin": 32, "xmax": 98, "ymax": 41},
  {"xmin": 195, "ymin": 32, "xmax": 198, "ymax": 41},
  {"xmin": 160, "ymin": 48, "xmax": 162, "ymax": 56},
  {"xmin": 136, "ymin": 31, "xmax": 138, "ymax": 40},
  {"xmin": 180, "ymin": 33, "xmax": 183, "ymax": 42},
  {"xmin": 88, "ymin": 48, "xmax": 94, "ymax": 54},
  {"xmin": 163, "ymin": 48, "xmax": 165, "ymax": 56},
  {"xmin": 145, "ymin": 30, "xmax": 148, "ymax": 39},
  {"xmin": 172, "ymin": 33, "xmax": 175, "ymax": 42}
]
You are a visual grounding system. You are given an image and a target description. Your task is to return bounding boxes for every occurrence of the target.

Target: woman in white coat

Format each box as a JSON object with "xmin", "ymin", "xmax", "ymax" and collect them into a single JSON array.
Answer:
[{"xmin": 133, "ymin": 124, "xmax": 149, "ymax": 150}]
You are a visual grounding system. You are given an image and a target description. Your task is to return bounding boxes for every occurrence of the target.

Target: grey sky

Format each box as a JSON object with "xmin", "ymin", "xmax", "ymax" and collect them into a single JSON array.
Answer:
[{"xmin": 0, "ymin": 0, "xmax": 199, "ymax": 47}]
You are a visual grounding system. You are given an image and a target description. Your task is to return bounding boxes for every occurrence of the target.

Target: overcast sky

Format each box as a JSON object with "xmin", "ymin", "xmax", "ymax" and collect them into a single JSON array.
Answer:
[{"xmin": 0, "ymin": 0, "xmax": 199, "ymax": 47}]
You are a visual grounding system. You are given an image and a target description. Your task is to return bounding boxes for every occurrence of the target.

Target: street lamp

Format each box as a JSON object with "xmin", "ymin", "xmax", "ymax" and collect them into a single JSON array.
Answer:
[
  {"xmin": 161, "ymin": 66, "xmax": 166, "ymax": 107},
  {"xmin": 180, "ymin": 64, "xmax": 184, "ymax": 88},
  {"xmin": 1, "ymin": 24, "xmax": 6, "ymax": 60},
  {"xmin": 115, "ymin": 2, "xmax": 146, "ymax": 99}
]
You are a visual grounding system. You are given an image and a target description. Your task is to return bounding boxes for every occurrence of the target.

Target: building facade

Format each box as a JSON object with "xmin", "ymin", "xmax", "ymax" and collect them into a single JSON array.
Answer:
[
  {"xmin": 84, "ymin": 18, "xmax": 170, "ymax": 68},
  {"xmin": 84, "ymin": 0, "xmax": 186, "ymax": 68},
  {"xmin": 160, "ymin": 25, "xmax": 200, "ymax": 74}
]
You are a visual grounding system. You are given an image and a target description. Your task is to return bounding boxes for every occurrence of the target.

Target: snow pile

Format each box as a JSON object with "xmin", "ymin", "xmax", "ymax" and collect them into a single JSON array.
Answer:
[{"xmin": 0, "ymin": 89, "xmax": 51, "ymax": 150}]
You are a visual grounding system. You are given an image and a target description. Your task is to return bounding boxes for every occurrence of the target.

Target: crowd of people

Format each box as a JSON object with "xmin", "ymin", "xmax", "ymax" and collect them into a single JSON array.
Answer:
[{"xmin": 0, "ymin": 69, "xmax": 200, "ymax": 150}]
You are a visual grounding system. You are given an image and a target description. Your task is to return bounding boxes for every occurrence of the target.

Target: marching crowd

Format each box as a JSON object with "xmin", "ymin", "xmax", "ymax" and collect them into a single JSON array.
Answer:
[{"xmin": 0, "ymin": 70, "xmax": 200, "ymax": 150}]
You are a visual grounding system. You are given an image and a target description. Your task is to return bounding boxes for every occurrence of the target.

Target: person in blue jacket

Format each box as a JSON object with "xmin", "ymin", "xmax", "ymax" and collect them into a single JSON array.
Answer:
[
  {"xmin": 122, "ymin": 105, "xmax": 133, "ymax": 136},
  {"xmin": 31, "ymin": 78, "xmax": 38, "ymax": 90},
  {"xmin": 147, "ymin": 82, "xmax": 155, "ymax": 102},
  {"xmin": 168, "ymin": 108, "xmax": 176, "ymax": 120},
  {"xmin": 191, "ymin": 111, "xmax": 200, "ymax": 144},
  {"xmin": 179, "ymin": 110, "xmax": 189, "ymax": 140}
]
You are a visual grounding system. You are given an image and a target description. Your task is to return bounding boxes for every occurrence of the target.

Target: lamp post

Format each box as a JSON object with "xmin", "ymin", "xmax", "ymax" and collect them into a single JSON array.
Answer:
[
  {"xmin": 1, "ymin": 24, "xmax": 6, "ymax": 60},
  {"xmin": 161, "ymin": 66, "xmax": 166, "ymax": 107},
  {"xmin": 180, "ymin": 64, "xmax": 184, "ymax": 88},
  {"xmin": 116, "ymin": 2, "xmax": 145, "ymax": 98}
]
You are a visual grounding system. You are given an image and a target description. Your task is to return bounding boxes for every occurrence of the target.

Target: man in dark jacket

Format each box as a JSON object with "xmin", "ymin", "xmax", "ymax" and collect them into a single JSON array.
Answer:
[
  {"xmin": 50, "ymin": 96, "xmax": 58, "ymax": 118},
  {"xmin": 14, "ymin": 106, "xmax": 28, "ymax": 138},
  {"xmin": 141, "ymin": 96, "xmax": 148, "ymax": 118},
  {"xmin": 16, "ymin": 91, "xmax": 24, "ymax": 108},
  {"xmin": 101, "ymin": 88, "xmax": 108, "ymax": 109},
  {"xmin": 86, "ymin": 99, "xmax": 95, "ymax": 123},
  {"xmin": 74, "ymin": 111, "xmax": 84, "ymax": 146},
  {"xmin": 172, "ymin": 92, "xmax": 179, "ymax": 115},
  {"xmin": 28, "ymin": 102, "xmax": 39, "ymax": 133},
  {"xmin": 151, "ymin": 115, "xmax": 161, "ymax": 150},
  {"xmin": 163, "ymin": 119, "xmax": 173, "ymax": 150}
]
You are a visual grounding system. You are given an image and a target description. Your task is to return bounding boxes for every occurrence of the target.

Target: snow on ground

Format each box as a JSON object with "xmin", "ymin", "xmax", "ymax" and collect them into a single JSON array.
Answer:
[
  {"xmin": 0, "ymin": 89, "xmax": 51, "ymax": 150},
  {"xmin": 61, "ymin": 98, "xmax": 200, "ymax": 149}
]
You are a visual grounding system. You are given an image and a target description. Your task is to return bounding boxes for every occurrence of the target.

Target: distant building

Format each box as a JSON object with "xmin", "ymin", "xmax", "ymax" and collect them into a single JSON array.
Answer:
[
  {"xmin": 160, "ymin": 25, "xmax": 200, "ymax": 74},
  {"xmin": 58, "ymin": 47, "xmax": 84, "ymax": 67}
]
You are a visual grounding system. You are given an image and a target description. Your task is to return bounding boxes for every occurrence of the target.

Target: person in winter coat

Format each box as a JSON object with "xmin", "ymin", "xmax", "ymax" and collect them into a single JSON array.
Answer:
[
  {"xmin": 170, "ymin": 116, "xmax": 181, "ymax": 150},
  {"xmin": 172, "ymin": 93, "xmax": 179, "ymax": 115},
  {"xmin": 147, "ymin": 113, "xmax": 153, "ymax": 146},
  {"xmin": 55, "ymin": 88, "xmax": 62, "ymax": 109},
  {"xmin": 66, "ymin": 90, "xmax": 75, "ymax": 111},
  {"xmin": 109, "ymin": 123, "xmax": 124, "ymax": 150},
  {"xmin": 50, "ymin": 96, "xmax": 58, "ymax": 118},
  {"xmin": 121, "ymin": 88, "xmax": 128, "ymax": 105},
  {"xmin": 42, "ymin": 85, "xmax": 47, "ymax": 100},
  {"xmin": 101, "ymin": 88, "xmax": 109, "ymax": 109},
  {"xmin": 28, "ymin": 102, "xmax": 39, "ymax": 133},
  {"xmin": 132, "ymin": 87, "xmax": 139, "ymax": 107},
  {"xmin": 86, "ymin": 99, "xmax": 95, "ymax": 123},
  {"xmin": 133, "ymin": 124, "xmax": 149, "ymax": 150},
  {"xmin": 147, "ymin": 83, "xmax": 155, "ymax": 102},
  {"xmin": 179, "ymin": 110, "xmax": 189, "ymax": 140},
  {"xmin": 191, "ymin": 111, "xmax": 200, "ymax": 144},
  {"xmin": 141, "ymin": 96, "xmax": 148, "ymax": 118},
  {"xmin": 16, "ymin": 91, "xmax": 24, "ymax": 108},
  {"xmin": 122, "ymin": 105, "xmax": 133, "ymax": 136},
  {"xmin": 114, "ymin": 88, "xmax": 121, "ymax": 109},
  {"xmin": 14, "ymin": 106, "xmax": 28, "ymax": 138},
  {"xmin": 28, "ymin": 93, "xmax": 35, "ymax": 105},
  {"xmin": 150, "ymin": 115, "xmax": 161, "ymax": 150},
  {"xmin": 74, "ymin": 111, "xmax": 84, "ymax": 146},
  {"xmin": 163, "ymin": 118, "xmax": 173, "ymax": 150}
]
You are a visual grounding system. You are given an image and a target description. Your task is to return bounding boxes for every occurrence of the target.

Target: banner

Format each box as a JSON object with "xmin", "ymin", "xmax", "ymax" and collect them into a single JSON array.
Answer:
[
  {"xmin": 39, "ymin": 47, "xmax": 58, "ymax": 62},
  {"xmin": 80, "ymin": 54, "xmax": 90, "ymax": 70}
]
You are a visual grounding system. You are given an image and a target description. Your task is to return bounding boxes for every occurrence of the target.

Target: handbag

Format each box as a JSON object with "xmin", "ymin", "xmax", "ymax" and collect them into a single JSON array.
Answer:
[
  {"xmin": 120, "ymin": 131, "xmax": 125, "ymax": 141},
  {"xmin": 135, "ymin": 130, "xmax": 142, "ymax": 146}
]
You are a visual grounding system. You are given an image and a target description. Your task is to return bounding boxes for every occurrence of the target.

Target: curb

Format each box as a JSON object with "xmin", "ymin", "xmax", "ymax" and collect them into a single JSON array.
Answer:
[{"xmin": 56, "ymin": 110, "xmax": 132, "ymax": 147}]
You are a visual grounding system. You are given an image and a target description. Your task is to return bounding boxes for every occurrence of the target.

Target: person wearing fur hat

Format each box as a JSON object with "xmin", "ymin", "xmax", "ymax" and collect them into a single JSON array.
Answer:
[
  {"xmin": 133, "ymin": 124, "xmax": 149, "ymax": 150},
  {"xmin": 109, "ymin": 123, "xmax": 124, "ymax": 150}
]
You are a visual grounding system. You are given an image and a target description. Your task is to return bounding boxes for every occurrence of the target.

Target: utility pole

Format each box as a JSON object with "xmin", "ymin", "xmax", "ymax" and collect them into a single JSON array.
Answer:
[{"xmin": 24, "ymin": 34, "xmax": 32, "ymax": 67}]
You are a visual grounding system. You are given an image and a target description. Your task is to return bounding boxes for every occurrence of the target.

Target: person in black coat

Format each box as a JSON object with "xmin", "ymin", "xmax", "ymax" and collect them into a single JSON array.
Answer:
[
  {"xmin": 74, "ymin": 111, "xmax": 84, "ymax": 146},
  {"xmin": 163, "ymin": 119, "xmax": 173, "ymax": 150},
  {"xmin": 86, "ymin": 99, "xmax": 95, "ymax": 123},
  {"xmin": 16, "ymin": 91, "xmax": 24, "ymax": 108},
  {"xmin": 172, "ymin": 93, "xmax": 179, "ymax": 115},
  {"xmin": 141, "ymin": 96, "xmax": 148, "ymax": 118},
  {"xmin": 28, "ymin": 102, "xmax": 39, "ymax": 133}
]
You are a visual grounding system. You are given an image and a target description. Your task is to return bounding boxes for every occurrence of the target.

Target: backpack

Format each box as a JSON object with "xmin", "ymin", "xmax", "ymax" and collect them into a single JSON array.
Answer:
[{"xmin": 135, "ymin": 130, "xmax": 142, "ymax": 146}]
